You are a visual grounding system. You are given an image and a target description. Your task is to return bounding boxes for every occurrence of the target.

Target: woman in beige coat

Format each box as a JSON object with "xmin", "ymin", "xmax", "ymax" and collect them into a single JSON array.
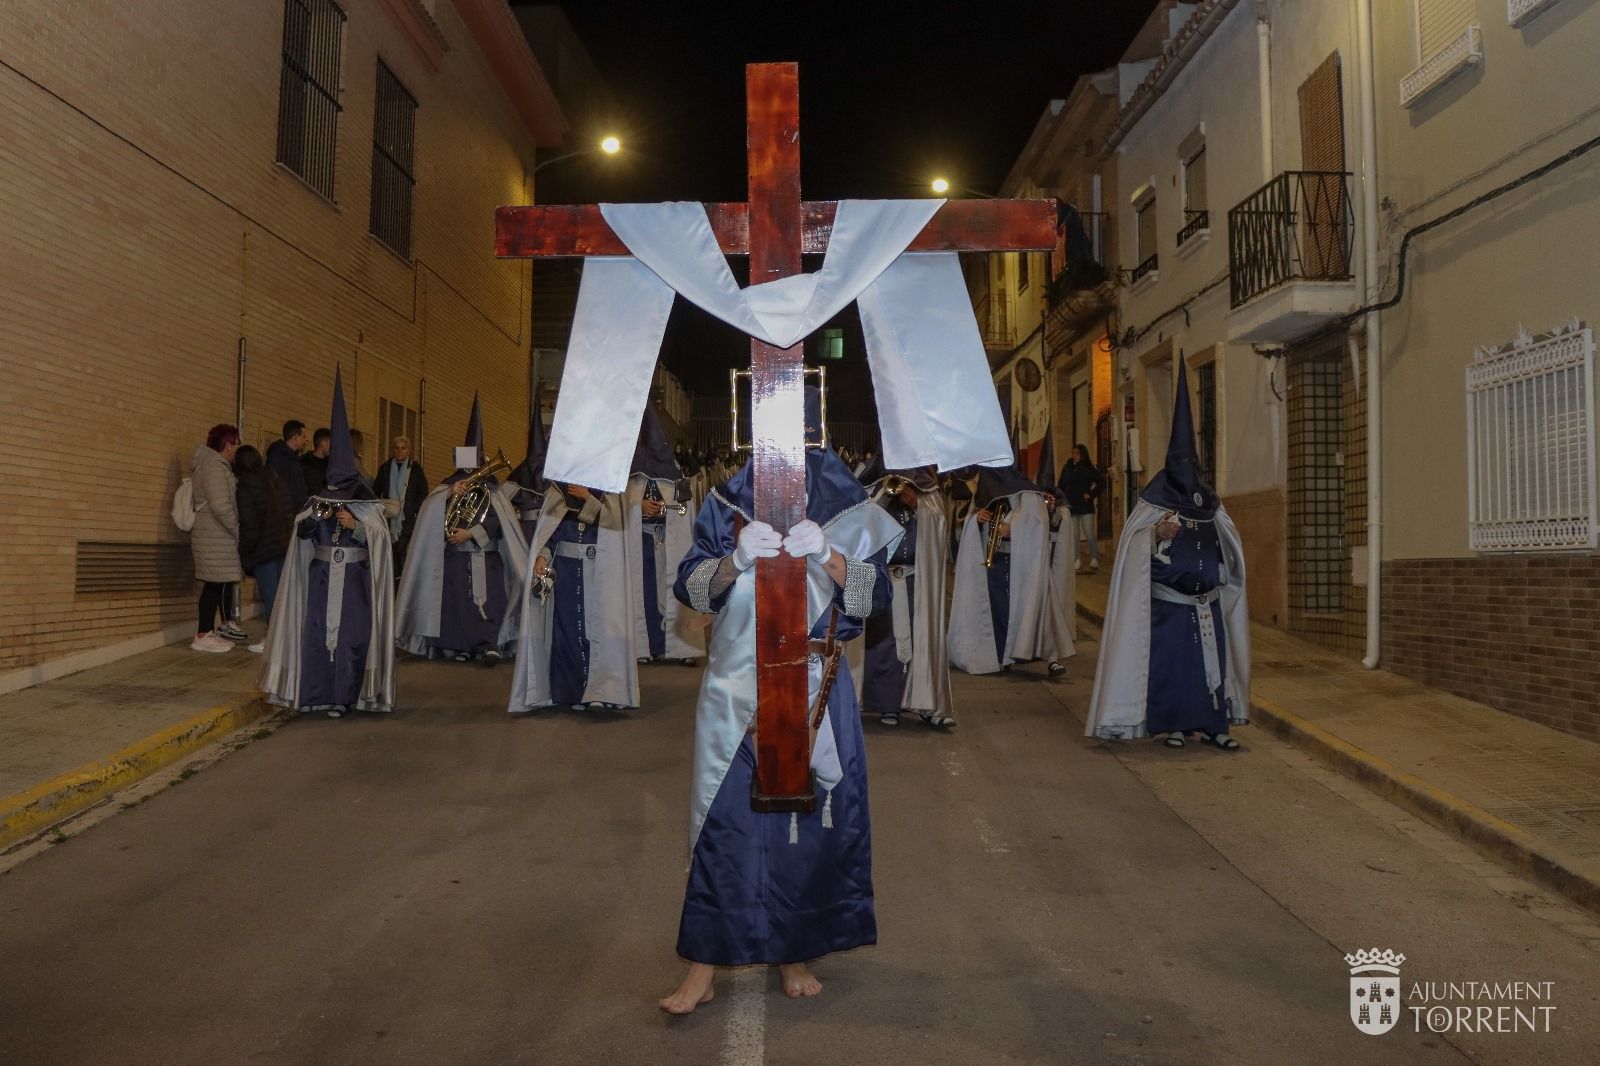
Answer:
[{"xmin": 191, "ymin": 425, "xmax": 242, "ymax": 653}]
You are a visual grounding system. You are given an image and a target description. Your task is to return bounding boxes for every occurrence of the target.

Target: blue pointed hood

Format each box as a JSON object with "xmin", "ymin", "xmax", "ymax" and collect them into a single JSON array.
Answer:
[
  {"xmin": 1140, "ymin": 358, "xmax": 1218, "ymax": 518},
  {"xmin": 630, "ymin": 404, "xmax": 682, "ymax": 480},
  {"xmin": 463, "ymin": 392, "xmax": 484, "ymax": 451},
  {"xmin": 511, "ymin": 385, "xmax": 547, "ymax": 491},
  {"xmin": 1034, "ymin": 426, "xmax": 1062, "ymax": 499},
  {"xmin": 322, "ymin": 366, "xmax": 363, "ymax": 499}
]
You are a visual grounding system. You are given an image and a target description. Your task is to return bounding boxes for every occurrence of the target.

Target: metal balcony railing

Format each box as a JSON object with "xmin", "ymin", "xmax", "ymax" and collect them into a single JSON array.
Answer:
[
  {"xmin": 1177, "ymin": 209, "xmax": 1210, "ymax": 247},
  {"xmin": 1130, "ymin": 254, "xmax": 1159, "ymax": 285},
  {"xmin": 1048, "ymin": 208, "xmax": 1112, "ymax": 300},
  {"xmin": 1228, "ymin": 171, "xmax": 1355, "ymax": 308}
]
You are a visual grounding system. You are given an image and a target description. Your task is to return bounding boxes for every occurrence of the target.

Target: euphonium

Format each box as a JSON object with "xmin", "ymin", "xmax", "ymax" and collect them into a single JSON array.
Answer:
[
  {"xmin": 982, "ymin": 501, "xmax": 1011, "ymax": 569},
  {"xmin": 444, "ymin": 449, "xmax": 512, "ymax": 537}
]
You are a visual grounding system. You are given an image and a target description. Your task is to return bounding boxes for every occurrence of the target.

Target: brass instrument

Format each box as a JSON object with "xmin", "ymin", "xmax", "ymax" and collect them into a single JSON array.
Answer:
[
  {"xmin": 444, "ymin": 449, "xmax": 512, "ymax": 537},
  {"xmin": 982, "ymin": 502, "xmax": 1011, "ymax": 569}
]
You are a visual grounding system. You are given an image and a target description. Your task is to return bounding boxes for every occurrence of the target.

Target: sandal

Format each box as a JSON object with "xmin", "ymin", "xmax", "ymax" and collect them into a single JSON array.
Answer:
[
  {"xmin": 918, "ymin": 712, "xmax": 956, "ymax": 729},
  {"xmin": 1047, "ymin": 661, "xmax": 1066, "ymax": 678},
  {"xmin": 878, "ymin": 711, "xmax": 900, "ymax": 727},
  {"xmin": 1204, "ymin": 732, "xmax": 1241, "ymax": 751},
  {"xmin": 1163, "ymin": 733, "xmax": 1186, "ymax": 748}
]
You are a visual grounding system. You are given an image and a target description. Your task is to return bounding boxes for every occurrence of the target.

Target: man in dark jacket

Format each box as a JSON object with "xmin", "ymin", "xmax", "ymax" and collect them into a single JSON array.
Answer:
[
  {"xmin": 1056, "ymin": 444, "xmax": 1106, "ymax": 571},
  {"xmin": 267, "ymin": 420, "xmax": 310, "ymax": 514},
  {"xmin": 375, "ymin": 435, "xmax": 429, "ymax": 577},
  {"xmin": 235, "ymin": 445, "xmax": 294, "ymax": 630},
  {"xmin": 302, "ymin": 427, "xmax": 331, "ymax": 498}
]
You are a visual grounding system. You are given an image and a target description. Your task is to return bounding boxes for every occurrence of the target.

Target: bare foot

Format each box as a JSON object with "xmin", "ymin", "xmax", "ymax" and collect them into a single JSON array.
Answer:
[
  {"xmin": 658, "ymin": 962, "xmax": 716, "ymax": 1015},
  {"xmin": 780, "ymin": 963, "xmax": 823, "ymax": 999}
]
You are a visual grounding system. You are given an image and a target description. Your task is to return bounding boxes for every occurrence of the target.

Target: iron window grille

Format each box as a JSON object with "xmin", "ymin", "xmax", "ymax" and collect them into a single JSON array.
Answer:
[
  {"xmin": 1228, "ymin": 171, "xmax": 1354, "ymax": 308},
  {"xmin": 275, "ymin": 0, "xmax": 346, "ymax": 200},
  {"xmin": 1466, "ymin": 322, "xmax": 1599, "ymax": 552},
  {"xmin": 370, "ymin": 61, "xmax": 418, "ymax": 258}
]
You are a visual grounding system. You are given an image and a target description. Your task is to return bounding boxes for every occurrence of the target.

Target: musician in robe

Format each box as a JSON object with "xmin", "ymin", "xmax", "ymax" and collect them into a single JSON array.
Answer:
[
  {"xmin": 657, "ymin": 389, "xmax": 899, "ymax": 1015},
  {"xmin": 508, "ymin": 478, "xmax": 639, "ymax": 712},
  {"xmin": 395, "ymin": 394, "xmax": 527, "ymax": 664},
  {"xmin": 947, "ymin": 464, "xmax": 1073, "ymax": 676},
  {"xmin": 625, "ymin": 406, "xmax": 702, "ymax": 664},
  {"xmin": 375, "ymin": 435, "xmax": 428, "ymax": 579},
  {"xmin": 505, "ymin": 388, "xmax": 549, "ymax": 545},
  {"xmin": 1037, "ymin": 445, "xmax": 1078, "ymax": 677},
  {"xmin": 1087, "ymin": 360, "xmax": 1250, "ymax": 750},
  {"xmin": 259, "ymin": 368, "xmax": 395, "ymax": 717},
  {"xmin": 860, "ymin": 466, "xmax": 956, "ymax": 728}
]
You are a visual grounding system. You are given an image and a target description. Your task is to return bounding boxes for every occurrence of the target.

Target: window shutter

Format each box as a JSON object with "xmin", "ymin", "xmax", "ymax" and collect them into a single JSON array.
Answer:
[{"xmin": 1417, "ymin": 0, "xmax": 1475, "ymax": 59}]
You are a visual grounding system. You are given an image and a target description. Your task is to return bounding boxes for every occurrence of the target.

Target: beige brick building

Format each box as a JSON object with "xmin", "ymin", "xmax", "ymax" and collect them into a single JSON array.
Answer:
[{"xmin": 0, "ymin": 0, "xmax": 565, "ymax": 685}]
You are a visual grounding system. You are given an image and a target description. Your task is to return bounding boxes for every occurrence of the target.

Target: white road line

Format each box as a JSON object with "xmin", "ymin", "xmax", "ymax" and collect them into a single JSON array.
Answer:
[{"xmin": 720, "ymin": 966, "xmax": 767, "ymax": 1066}]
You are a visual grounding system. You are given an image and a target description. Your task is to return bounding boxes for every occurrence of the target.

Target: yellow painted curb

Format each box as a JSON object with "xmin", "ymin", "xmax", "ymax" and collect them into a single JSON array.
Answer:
[{"xmin": 0, "ymin": 695, "xmax": 272, "ymax": 849}]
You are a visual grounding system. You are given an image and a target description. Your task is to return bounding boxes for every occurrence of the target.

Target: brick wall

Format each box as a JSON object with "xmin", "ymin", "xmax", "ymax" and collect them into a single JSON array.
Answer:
[
  {"xmin": 1382, "ymin": 557, "xmax": 1600, "ymax": 741},
  {"xmin": 0, "ymin": 1, "xmax": 551, "ymax": 673}
]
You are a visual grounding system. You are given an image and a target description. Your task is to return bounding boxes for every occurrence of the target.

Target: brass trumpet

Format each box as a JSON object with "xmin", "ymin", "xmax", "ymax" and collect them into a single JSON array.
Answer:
[
  {"xmin": 444, "ymin": 449, "xmax": 512, "ymax": 537},
  {"xmin": 982, "ymin": 502, "xmax": 1011, "ymax": 569}
]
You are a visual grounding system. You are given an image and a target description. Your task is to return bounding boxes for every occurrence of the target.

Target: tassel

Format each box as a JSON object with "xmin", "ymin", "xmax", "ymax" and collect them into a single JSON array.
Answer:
[
  {"xmin": 822, "ymin": 790, "xmax": 834, "ymax": 829},
  {"xmin": 788, "ymin": 811, "xmax": 799, "ymax": 845}
]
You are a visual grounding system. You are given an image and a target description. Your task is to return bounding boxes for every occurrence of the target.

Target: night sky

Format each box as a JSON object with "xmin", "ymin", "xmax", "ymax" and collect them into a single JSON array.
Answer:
[{"xmin": 518, "ymin": 0, "xmax": 1157, "ymax": 419}]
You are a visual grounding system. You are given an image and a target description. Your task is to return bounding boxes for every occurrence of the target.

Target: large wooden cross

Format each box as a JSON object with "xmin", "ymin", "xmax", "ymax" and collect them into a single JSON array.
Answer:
[{"xmin": 497, "ymin": 63, "xmax": 1054, "ymax": 812}]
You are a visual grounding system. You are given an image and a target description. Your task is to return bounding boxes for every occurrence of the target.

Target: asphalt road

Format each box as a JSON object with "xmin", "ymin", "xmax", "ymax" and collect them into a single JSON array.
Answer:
[{"xmin": 2, "ymin": 629, "xmax": 1597, "ymax": 1065}]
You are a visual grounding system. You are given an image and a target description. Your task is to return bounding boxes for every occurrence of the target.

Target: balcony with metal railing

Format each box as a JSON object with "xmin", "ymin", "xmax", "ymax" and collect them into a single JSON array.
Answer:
[
  {"xmin": 1225, "ymin": 171, "xmax": 1359, "ymax": 344},
  {"xmin": 1044, "ymin": 207, "xmax": 1116, "ymax": 339}
]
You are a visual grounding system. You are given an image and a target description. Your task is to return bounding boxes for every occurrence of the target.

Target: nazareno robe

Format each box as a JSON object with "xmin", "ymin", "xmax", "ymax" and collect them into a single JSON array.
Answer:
[
  {"xmin": 860, "ymin": 485, "xmax": 955, "ymax": 719},
  {"xmin": 1085, "ymin": 501, "xmax": 1251, "ymax": 740},
  {"xmin": 394, "ymin": 477, "xmax": 529, "ymax": 658},
  {"xmin": 258, "ymin": 500, "xmax": 396, "ymax": 713},
  {"xmin": 625, "ymin": 475, "xmax": 704, "ymax": 661},
  {"xmin": 947, "ymin": 490, "xmax": 1071, "ymax": 674},
  {"xmin": 671, "ymin": 451, "xmax": 901, "ymax": 966},
  {"xmin": 508, "ymin": 489, "xmax": 639, "ymax": 711}
]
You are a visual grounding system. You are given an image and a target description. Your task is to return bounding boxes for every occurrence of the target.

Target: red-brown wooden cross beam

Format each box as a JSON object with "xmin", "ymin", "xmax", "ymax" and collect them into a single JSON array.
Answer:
[{"xmin": 496, "ymin": 63, "xmax": 1055, "ymax": 812}]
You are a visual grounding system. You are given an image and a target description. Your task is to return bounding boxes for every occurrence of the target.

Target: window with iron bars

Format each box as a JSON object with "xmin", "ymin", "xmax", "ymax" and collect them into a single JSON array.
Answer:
[
  {"xmin": 275, "ymin": 0, "xmax": 346, "ymax": 200},
  {"xmin": 370, "ymin": 62, "xmax": 418, "ymax": 258}
]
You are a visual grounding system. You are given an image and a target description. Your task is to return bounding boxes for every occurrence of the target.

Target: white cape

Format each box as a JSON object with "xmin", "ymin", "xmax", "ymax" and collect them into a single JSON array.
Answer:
[
  {"xmin": 1084, "ymin": 501, "xmax": 1252, "ymax": 740},
  {"xmin": 508, "ymin": 490, "xmax": 640, "ymax": 711},
  {"xmin": 947, "ymin": 491, "xmax": 1071, "ymax": 674},
  {"xmin": 624, "ymin": 475, "xmax": 705, "ymax": 660},
  {"xmin": 394, "ymin": 484, "xmax": 529, "ymax": 655},
  {"xmin": 258, "ymin": 500, "xmax": 396, "ymax": 712}
]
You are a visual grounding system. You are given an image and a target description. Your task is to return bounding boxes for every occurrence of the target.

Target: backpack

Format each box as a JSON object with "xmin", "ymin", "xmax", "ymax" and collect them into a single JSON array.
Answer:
[{"xmin": 171, "ymin": 478, "xmax": 206, "ymax": 532}]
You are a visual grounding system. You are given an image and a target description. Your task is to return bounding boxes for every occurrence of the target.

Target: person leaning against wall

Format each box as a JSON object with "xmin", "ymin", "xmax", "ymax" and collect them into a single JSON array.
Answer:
[{"xmin": 190, "ymin": 424, "xmax": 243, "ymax": 653}]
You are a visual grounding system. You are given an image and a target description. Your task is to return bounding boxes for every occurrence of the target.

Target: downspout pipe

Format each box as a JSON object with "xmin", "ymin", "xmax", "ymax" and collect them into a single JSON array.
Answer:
[
  {"xmin": 1357, "ymin": 0, "xmax": 1383, "ymax": 669},
  {"xmin": 1257, "ymin": 5, "xmax": 1273, "ymax": 182}
]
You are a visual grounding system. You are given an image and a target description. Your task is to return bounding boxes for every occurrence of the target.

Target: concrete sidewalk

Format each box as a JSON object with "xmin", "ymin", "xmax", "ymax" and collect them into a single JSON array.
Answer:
[
  {"xmin": 0, "ymin": 622, "xmax": 271, "ymax": 849},
  {"xmin": 1075, "ymin": 565, "xmax": 1600, "ymax": 916}
]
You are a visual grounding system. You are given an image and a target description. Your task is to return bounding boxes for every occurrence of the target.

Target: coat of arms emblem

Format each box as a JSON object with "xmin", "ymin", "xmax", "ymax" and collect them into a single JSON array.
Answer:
[{"xmin": 1346, "ymin": 948, "xmax": 1405, "ymax": 1035}]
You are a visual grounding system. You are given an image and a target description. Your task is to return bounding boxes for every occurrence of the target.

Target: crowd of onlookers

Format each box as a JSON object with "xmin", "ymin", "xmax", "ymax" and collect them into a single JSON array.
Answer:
[{"xmin": 184, "ymin": 420, "xmax": 424, "ymax": 654}]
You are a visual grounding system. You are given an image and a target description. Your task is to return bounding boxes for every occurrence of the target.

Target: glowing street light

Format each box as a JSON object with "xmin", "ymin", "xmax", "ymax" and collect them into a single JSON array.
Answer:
[
  {"xmin": 931, "ymin": 177, "xmax": 951, "ymax": 194},
  {"xmin": 600, "ymin": 135, "xmax": 622, "ymax": 155},
  {"xmin": 534, "ymin": 135, "xmax": 624, "ymax": 174}
]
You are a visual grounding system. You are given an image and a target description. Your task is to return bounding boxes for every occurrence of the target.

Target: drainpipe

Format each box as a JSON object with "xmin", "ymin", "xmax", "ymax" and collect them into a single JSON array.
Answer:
[
  {"xmin": 1357, "ymin": 0, "xmax": 1383, "ymax": 670},
  {"xmin": 1256, "ymin": 4, "xmax": 1273, "ymax": 182}
]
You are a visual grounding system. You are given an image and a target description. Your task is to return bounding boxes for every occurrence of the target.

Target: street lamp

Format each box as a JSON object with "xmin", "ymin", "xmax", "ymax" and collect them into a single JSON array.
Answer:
[
  {"xmin": 931, "ymin": 176, "xmax": 950, "ymax": 194},
  {"xmin": 534, "ymin": 135, "xmax": 624, "ymax": 174},
  {"xmin": 930, "ymin": 177, "xmax": 995, "ymax": 199}
]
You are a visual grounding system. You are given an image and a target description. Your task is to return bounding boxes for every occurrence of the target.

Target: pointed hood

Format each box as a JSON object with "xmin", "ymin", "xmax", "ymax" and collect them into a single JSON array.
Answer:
[
  {"xmin": 322, "ymin": 366, "xmax": 363, "ymax": 499},
  {"xmin": 463, "ymin": 392, "xmax": 484, "ymax": 451},
  {"xmin": 1140, "ymin": 358, "xmax": 1219, "ymax": 518},
  {"xmin": 1034, "ymin": 427, "xmax": 1062, "ymax": 499},
  {"xmin": 630, "ymin": 404, "xmax": 682, "ymax": 480},
  {"xmin": 511, "ymin": 385, "xmax": 548, "ymax": 491}
]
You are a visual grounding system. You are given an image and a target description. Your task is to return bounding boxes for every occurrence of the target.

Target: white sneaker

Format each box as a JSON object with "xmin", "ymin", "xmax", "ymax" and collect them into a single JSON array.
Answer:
[
  {"xmin": 1072, "ymin": 560, "xmax": 1082, "ymax": 572},
  {"xmin": 191, "ymin": 633, "xmax": 231, "ymax": 653},
  {"xmin": 247, "ymin": 642, "xmax": 265, "ymax": 654},
  {"xmin": 216, "ymin": 623, "xmax": 248, "ymax": 642}
]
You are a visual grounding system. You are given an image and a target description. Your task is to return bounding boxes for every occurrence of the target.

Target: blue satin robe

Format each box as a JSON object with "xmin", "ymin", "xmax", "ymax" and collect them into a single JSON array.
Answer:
[
  {"xmin": 1147, "ymin": 518, "xmax": 1229, "ymax": 735},
  {"xmin": 545, "ymin": 509, "xmax": 595, "ymax": 705},
  {"xmin": 296, "ymin": 515, "xmax": 371, "ymax": 710},
  {"xmin": 671, "ymin": 494, "xmax": 891, "ymax": 966}
]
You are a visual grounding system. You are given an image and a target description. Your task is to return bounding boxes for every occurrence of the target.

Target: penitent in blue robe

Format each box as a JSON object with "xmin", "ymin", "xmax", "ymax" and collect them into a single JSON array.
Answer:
[
  {"xmin": 546, "ymin": 508, "xmax": 595, "ymax": 705},
  {"xmin": 1146, "ymin": 518, "xmax": 1229, "ymax": 736},
  {"xmin": 671, "ymin": 464, "xmax": 892, "ymax": 967},
  {"xmin": 296, "ymin": 515, "xmax": 372, "ymax": 710},
  {"xmin": 861, "ymin": 497, "xmax": 914, "ymax": 713},
  {"xmin": 432, "ymin": 471, "xmax": 508, "ymax": 656}
]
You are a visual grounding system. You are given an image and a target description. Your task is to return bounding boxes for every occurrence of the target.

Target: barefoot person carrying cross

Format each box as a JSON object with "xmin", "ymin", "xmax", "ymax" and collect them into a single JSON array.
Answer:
[{"xmin": 495, "ymin": 62, "xmax": 1053, "ymax": 1015}]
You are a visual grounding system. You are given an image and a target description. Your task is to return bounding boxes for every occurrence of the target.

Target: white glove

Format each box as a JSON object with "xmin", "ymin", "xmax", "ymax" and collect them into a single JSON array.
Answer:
[
  {"xmin": 732, "ymin": 520, "xmax": 782, "ymax": 571},
  {"xmin": 782, "ymin": 519, "xmax": 831, "ymax": 562}
]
